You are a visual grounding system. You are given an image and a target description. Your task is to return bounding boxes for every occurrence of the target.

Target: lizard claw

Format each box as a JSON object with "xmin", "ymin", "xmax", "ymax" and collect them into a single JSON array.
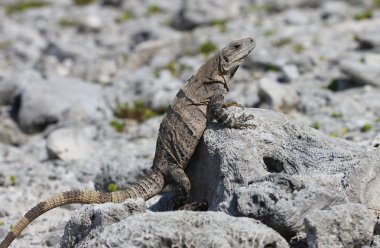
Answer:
[{"xmin": 235, "ymin": 113, "xmax": 256, "ymax": 128}]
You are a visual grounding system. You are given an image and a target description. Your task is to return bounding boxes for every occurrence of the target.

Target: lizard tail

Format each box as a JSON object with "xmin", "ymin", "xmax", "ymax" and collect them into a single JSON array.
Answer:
[{"xmin": 0, "ymin": 169, "xmax": 165, "ymax": 248}]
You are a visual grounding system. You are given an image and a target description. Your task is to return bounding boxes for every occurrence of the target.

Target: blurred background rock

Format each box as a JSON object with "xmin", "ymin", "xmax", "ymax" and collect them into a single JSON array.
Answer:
[{"xmin": 0, "ymin": 0, "xmax": 379, "ymax": 247}]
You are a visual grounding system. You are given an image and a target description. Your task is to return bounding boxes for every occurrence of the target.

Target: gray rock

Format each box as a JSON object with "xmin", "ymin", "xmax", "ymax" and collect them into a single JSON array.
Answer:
[
  {"xmin": 249, "ymin": 0, "xmax": 371, "ymax": 10},
  {"xmin": 280, "ymin": 64, "xmax": 300, "ymax": 82},
  {"xmin": 284, "ymin": 9, "xmax": 309, "ymax": 25},
  {"xmin": 356, "ymin": 32, "xmax": 380, "ymax": 50},
  {"xmin": 16, "ymin": 73, "xmax": 110, "ymax": 133},
  {"xmin": 0, "ymin": 116, "xmax": 27, "ymax": 146},
  {"xmin": 61, "ymin": 198, "xmax": 146, "ymax": 248},
  {"xmin": 172, "ymin": 0, "xmax": 241, "ymax": 30},
  {"xmin": 93, "ymin": 138, "xmax": 156, "ymax": 191},
  {"xmin": 258, "ymin": 78, "xmax": 299, "ymax": 112},
  {"xmin": 304, "ymin": 203, "xmax": 375, "ymax": 248},
  {"xmin": 371, "ymin": 134, "xmax": 380, "ymax": 148},
  {"xmin": 297, "ymin": 88, "xmax": 334, "ymax": 113},
  {"xmin": 0, "ymin": 79, "xmax": 17, "ymax": 106},
  {"xmin": 46, "ymin": 127, "xmax": 95, "ymax": 161},
  {"xmin": 64, "ymin": 211, "xmax": 288, "ymax": 248},
  {"xmin": 151, "ymin": 70, "xmax": 182, "ymax": 109},
  {"xmin": 340, "ymin": 60, "xmax": 380, "ymax": 87},
  {"xmin": 231, "ymin": 174, "xmax": 348, "ymax": 238},
  {"xmin": 373, "ymin": 236, "xmax": 380, "ymax": 248},
  {"xmin": 320, "ymin": 1, "xmax": 350, "ymax": 20},
  {"xmin": 187, "ymin": 108, "xmax": 380, "ymax": 211}
]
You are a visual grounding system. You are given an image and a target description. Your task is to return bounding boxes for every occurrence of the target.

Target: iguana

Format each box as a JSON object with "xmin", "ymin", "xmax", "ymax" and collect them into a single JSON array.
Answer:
[{"xmin": 0, "ymin": 37, "xmax": 256, "ymax": 248}]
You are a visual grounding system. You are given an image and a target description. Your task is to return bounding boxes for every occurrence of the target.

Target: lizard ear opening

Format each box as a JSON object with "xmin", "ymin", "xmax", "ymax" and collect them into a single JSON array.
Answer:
[{"xmin": 223, "ymin": 55, "xmax": 229, "ymax": 63}]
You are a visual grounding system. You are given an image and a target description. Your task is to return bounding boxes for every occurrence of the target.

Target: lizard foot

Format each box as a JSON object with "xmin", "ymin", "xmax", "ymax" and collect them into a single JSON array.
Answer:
[
  {"xmin": 223, "ymin": 112, "xmax": 256, "ymax": 129},
  {"xmin": 177, "ymin": 202, "xmax": 208, "ymax": 211}
]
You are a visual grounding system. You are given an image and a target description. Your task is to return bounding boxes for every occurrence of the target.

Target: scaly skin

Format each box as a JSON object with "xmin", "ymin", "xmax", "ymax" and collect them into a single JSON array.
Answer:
[{"xmin": 0, "ymin": 37, "xmax": 256, "ymax": 248}]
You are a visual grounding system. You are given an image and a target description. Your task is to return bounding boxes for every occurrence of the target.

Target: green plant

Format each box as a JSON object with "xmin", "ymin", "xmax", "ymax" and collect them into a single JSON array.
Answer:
[
  {"xmin": 376, "ymin": 117, "xmax": 380, "ymax": 122},
  {"xmin": 107, "ymin": 183, "xmax": 118, "ymax": 192},
  {"xmin": 5, "ymin": 1, "xmax": 49, "ymax": 14},
  {"xmin": 361, "ymin": 123, "xmax": 373, "ymax": 132},
  {"xmin": 264, "ymin": 64, "xmax": 281, "ymax": 72},
  {"xmin": 273, "ymin": 37, "xmax": 292, "ymax": 47},
  {"xmin": 0, "ymin": 221, "xmax": 4, "ymax": 227},
  {"xmin": 116, "ymin": 10, "xmax": 134, "ymax": 23},
  {"xmin": 292, "ymin": 43, "xmax": 305, "ymax": 53},
  {"xmin": 264, "ymin": 29, "xmax": 276, "ymax": 37},
  {"xmin": 341, "ymin": 127, "xmax": 349, "ymax": 135},
  {"xmin": 354, "ymin": 10, "xmax": 373, "ymax": 20},
  {"xmin": 331, "ymin": 112, "xmax": 342, "ymax": 118},
  {"xmin": 254, "ymin": 19, "xmax": 263, "ymax": 27},
  {"xmin": 73, "ymin": 0, "xmax": 97, "ymax": 6},
  {"xmin": 146, "ymin": 5, "xmax": 162, "ymax": 15},
  {"xmin": 330, "ymin": 132, "xmax": 338, "ymax": 137},
  {"xmin": 0, "ymin": 40, "xmax": 12, "ymax": 50},
  {"xmin": 199, "ymin": 41, "xmax": 218, "ymax": 57},
  {"xmin": 327, "ymin": 79, "xmax": 339, "ymax": 92},
  {"xmin": 374, "ymin": 0, "xmax": 380, "ymax": 8},
  {"xmin": 211, "ymin": 19, "xmax": 227, "ymax": 32},
  {"xmin": 312, "ymin": 122, "xmax": 321, "ymax": 130},
  {"xmin": 110, "ymin": 120, "xmax": 126, "ymax": 132},
  {"xmin": 165, "ymin": 61, "xmax": 178, "ymax": 77},
  {"xmin": 9, "ymin": 175, "xmax": 16, "ymax": 186},
  {"xmin": 114, "ymin": 99, "xmax": 165, "ymax": 123},
  {"xmin": 58, "ymin": 19, "xmax": 82, "ymax": 27}
]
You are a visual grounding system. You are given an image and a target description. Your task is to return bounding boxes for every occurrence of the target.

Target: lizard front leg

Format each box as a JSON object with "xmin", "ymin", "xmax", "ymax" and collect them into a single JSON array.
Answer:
[
  {"xmin": 168, "ymin": 167, "xmax": 207, "ymax": 211},
  {"xmin": 208, "ymin": 91, "xmax": 256, "ymax": 128}
]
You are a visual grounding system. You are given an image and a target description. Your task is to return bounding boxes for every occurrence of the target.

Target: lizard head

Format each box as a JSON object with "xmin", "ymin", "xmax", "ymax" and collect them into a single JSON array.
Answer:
[{"xmin": 219, "ymin": 37, "xmax": 256, "ymax": 74}]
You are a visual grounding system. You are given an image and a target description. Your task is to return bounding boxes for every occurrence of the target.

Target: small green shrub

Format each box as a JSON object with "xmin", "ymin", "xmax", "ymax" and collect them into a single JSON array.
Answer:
[
  {"xmin": 114, "ymin": 100, "xmax": 165, "ymax": 123},
  {"xmin": 58, "ymin": 19, "xmax": 81, "ymax": 27},
  {"xmin": 292, "ymin": 43, "xmax": 305, "ymax": 53},
  {"xmin": 361, "ymin": 123, "xmax": 373, "ymax": 132},
  {"xmin": 5, "ymin": 1, "xmax": 49, "ymax": 14},
  {"xmin": 341, "ymin": 127, "xmax": 349, "ymax": 135},
  {"xmin": 73, "ymin": 0, "xmax": 97, "ymax": 6},
  {"xmin": 354, "ymin": 10, "xmax": 372, "ymax": 20},
  {"xmin": 116, "ymin": 10, "xmax": 134, "ymax": 23},
  {"xmin": 273, "ymin": 37, "xmax": 292, "ymax": 47},
  {"xmin": 9, "ymin": 175, "xmax": 16, "ymax": 186},
  {"xmin": 199, "ymin": 41, "xmax": 218, "ymax": 57},
  {"xmin": 107, "ymin": 183, "xmax": 118, "ymax": 192},
  {"xmin": 327, "ymin": 79, "xmax": 339, "ymax": 92},
  {"xmin": 211, "ymin": 19, "xmax": 227, "ymax": 33},
  {"xmin": 146, "ymin": 5, "xmax": 162, "ymax": 15},
  {"xmin": 0, "ymin": 40, "xmax": 12, "ymax": 50},
  {"xmin": 264, "ymin": 64, "xmax": 281, "ymax": 72},
  {"xmin": 330, "ymin": 132, "xmax": 338, "ymax": 137},
  {"xmin": 164, "ymin": 61, "xmax": 177, "ymax": 77},
  {"xmin": 331, "ymin": 112, "xmax": 342, "ymax": 118},
  {"xmin": 264, "ymin": 29, "xmax": 276, "ymax": 37},
  {"xmin": 374, "ymin": 0, "xmax": 380, "ymax": 8},
  {"xmin": 110, "ymin": 120, "xmax": 126, "ymax": 132},
  {"xmin": 312, "ymin": 122, "xmax": 321, "ymax": 130}
]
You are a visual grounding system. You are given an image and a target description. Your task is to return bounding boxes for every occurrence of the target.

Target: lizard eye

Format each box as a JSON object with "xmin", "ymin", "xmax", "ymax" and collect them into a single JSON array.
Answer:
[
  {"xmin": 223, "ymin": 55, "xmax": 229, "ymax": 62},
  {"xmin": 233, "ymin": 44, "xmax": 241, "ymax": 49}
]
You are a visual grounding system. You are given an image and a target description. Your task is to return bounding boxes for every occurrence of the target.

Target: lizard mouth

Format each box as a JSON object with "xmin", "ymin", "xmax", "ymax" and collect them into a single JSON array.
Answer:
[{"xmin": 234, "ymin": 41, "xmax": 255, "ymax": 63}]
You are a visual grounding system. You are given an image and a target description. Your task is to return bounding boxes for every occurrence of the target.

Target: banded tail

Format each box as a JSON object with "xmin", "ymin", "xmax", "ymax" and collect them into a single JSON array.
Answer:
[{"xmin": 0, "ymin": 170, "xmax": 165, "ymax": 248}]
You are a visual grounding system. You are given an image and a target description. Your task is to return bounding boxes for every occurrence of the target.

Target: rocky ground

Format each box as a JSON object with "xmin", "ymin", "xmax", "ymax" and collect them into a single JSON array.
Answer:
[{"xmin": 0, "ymin": 0, "xmax": 379, "ymax": 247}]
